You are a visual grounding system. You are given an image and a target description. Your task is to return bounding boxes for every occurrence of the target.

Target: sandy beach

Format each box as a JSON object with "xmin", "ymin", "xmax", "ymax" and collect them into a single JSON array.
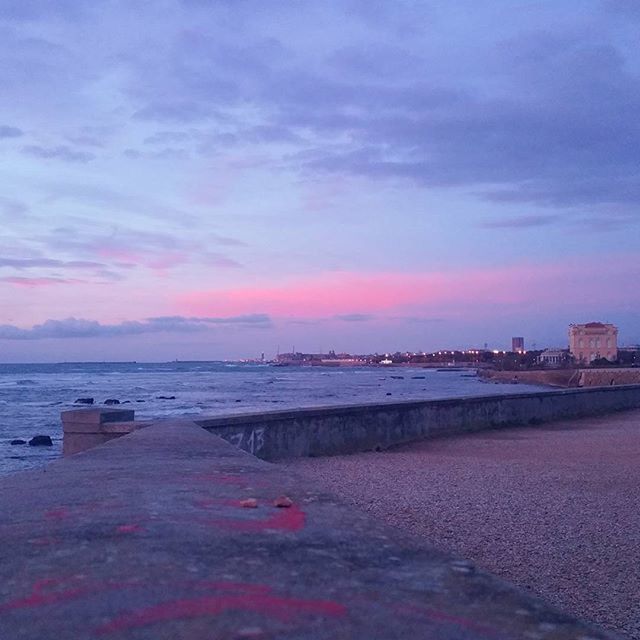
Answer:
[{"xmin": 283, "ymin": 409, "xmax": 640, "ymax": 639}]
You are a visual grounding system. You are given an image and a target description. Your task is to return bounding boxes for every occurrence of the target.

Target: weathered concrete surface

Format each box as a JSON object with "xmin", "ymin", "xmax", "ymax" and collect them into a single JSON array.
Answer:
[
  {"xmin": 62, "ymin": 408, "xmax": 149, "ymax": 456},
  {"xmin": 0, "ymin": 420, "xmax": 618, "ymax": 639},
  {"xmin": 196, "ymin": 385, "xmax": 640, "ymax": 460},
  {"xmin": 284, "ymin": 410, "xmax": 640, "ymax": 639}
]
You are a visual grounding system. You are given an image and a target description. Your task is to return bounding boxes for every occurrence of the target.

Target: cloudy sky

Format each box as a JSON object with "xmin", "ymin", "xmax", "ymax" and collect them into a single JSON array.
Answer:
[{"xmin": 1, "ymin": 0, "xmax": 639, "ymax": 361}]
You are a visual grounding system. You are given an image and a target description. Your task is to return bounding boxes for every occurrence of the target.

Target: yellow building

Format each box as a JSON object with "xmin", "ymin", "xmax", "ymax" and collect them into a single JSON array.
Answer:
[{"xmin": 569, "ymin": 322, "xmax": 618, "ymax": 364}]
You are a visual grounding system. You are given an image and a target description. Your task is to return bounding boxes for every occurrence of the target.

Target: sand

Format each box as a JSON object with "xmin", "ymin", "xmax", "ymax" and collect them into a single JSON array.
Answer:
[{"xmin": 282, "ymin": 409, "xmax": 640, "ymax": 639}]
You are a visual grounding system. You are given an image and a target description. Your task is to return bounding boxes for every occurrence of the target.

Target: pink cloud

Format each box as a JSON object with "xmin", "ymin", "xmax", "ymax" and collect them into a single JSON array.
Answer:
[{"xmin": 177, "ymin": 259, "xmax": 640, "ymax": 319}]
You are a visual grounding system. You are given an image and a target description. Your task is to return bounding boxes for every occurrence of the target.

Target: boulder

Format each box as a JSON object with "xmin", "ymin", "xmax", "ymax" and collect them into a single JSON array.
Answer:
[
  {"xmin": 156, "ymin": 395, "xmax": 176, "ymax": 400},
  {"xmin": 29, "ymin": 435, "xmax": 53, "ymax": 447},
  {"xmin": 104, "ymin": 398, "xmax": 120, "ymax": 405},
  {"xmin": 75, "ymin": 398, "xmax": 94, "ymax": 405},
  {"xmin": 10, "ymin": 439, "xmax": 26, "ymax": 445}
]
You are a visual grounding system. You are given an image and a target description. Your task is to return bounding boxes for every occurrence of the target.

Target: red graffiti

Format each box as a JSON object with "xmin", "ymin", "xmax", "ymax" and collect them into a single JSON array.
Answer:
[
  {"xmin": 204, "ymin": 504, "xmax": 305, "ymax": 532},
  {"xmin": 115, "ymin": 524, "xmax": 143, "ymax": 534},
  {"xmin": 44, "ymin": 508, "xmax": 70, "ymax": 521},
  {"xmin": 0, "ymin": 578, "xmax": 85, "ymax": 613},
  {"xmin": 95, "ymin": 583, "xmax": 346, "ymax": 634},
  {"xmin": 0, "ymin": 578, "xmax": 141, "ymax": 614}
]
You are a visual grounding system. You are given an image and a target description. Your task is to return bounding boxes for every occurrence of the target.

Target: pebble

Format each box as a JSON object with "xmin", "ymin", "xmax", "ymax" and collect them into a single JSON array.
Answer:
[{"xmin": 283, "ymin": 410, "xmax": 640, "ymax": 639}]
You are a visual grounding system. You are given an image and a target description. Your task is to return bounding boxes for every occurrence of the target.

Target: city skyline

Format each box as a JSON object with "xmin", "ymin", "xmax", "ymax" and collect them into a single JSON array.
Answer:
[{"xmin": 1, "ymin": 1, "xmax": 639, "ymax": 362}]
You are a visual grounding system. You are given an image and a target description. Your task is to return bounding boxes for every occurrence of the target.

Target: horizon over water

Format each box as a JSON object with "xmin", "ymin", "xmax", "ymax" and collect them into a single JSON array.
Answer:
[{"xmin": 0, "ymin": 361, "xmax": 548, "ymax": 476}]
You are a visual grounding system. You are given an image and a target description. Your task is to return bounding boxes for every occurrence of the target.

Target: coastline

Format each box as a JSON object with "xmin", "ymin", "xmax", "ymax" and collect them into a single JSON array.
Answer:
[{"xmin": 479, "ymin": 367, "xmax": 640, "ymax": 388}]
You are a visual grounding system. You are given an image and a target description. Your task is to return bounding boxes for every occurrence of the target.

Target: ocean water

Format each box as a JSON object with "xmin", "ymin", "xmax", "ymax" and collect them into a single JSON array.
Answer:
[{"xmin": 0, "ymin": 362, "xmax": 547, "ymax": 475}]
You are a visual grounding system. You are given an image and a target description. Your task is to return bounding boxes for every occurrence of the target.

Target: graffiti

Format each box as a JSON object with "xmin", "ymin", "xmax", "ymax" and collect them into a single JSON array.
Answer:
[
  {"xmin": 203, "ymin": 503, "xmax": 305, "ymax": 533},
  {"xmin": 95, "ymin": 582, "xmax": 346, "ymax": 634},
  {"xmin": 227, "ymin": 427, "xmax": 265, "ymax": 455}
]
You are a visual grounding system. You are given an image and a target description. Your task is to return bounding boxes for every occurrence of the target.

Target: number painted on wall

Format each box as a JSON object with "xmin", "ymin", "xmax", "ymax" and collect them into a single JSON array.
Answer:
[{"xmin": 227, "ymin": 427, "xmax": 265, "ymax": 455}]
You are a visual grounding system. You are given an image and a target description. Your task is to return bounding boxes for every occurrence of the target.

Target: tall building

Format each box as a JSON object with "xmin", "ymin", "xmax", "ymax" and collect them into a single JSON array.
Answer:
[
  {"xmin": 512, "ymin": 337, "xmax": 525, "ymax": 353},
  {"xmin": 569, "ymin": 322, "xmax": 618, "ymax": 364}
]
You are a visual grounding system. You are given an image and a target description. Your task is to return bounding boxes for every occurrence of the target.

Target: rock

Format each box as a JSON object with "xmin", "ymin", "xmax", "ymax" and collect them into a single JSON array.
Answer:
[
  {"xmin": 122, "ymin": 400, "xmax": 131, "ymax": 404},
  {"xmin": 273, "ymin": 496, "xmax": 293, "ymax": 508},
  {"xmin": 75, "ymin": 398, "xmax": 94, "ymax": 405},
  {"xmin": 240, "ymin": 498, "xmax": 258, "ymax": 508},
  {"xmin": 156, "ymin": 395, "xmax": 176, "ymax": 400},
  {"xmin": 386, "ymin": 392, "xmax": 392, "ymax": 396},
  {"xmin": 136, "ymin": 400, "xmax": 145, "ymax": 403},
  {"xmin": 29, "ymin": 435, "xmax": 53, "ymax": 447},
  {"xmin": 104, "ymin": 398, "xmax": 120, "ymax": 405},
  {"xmin": 10, "ymin": 439, "xmax": 26, "ymax": 445}
]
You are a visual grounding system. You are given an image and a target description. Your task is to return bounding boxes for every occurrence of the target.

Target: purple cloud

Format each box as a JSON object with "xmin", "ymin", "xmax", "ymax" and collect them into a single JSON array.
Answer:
[
  {"xmin": 22, "ymin": 145, "xmax": 95, "ymax": 163},
  {"xmin": 334, "ymin": 313, "xmax": 374, "ymax": 322},
  {"xmin": 0, "ymin": 125, "xmax": 23, "ymax": 138},
  {"xmin": 0, "ymin": 314, "xmax": 272, "ymax": 340},
  {"xmin": 481, "ymin": 215, "xmax": 561, "ymax": 229}
]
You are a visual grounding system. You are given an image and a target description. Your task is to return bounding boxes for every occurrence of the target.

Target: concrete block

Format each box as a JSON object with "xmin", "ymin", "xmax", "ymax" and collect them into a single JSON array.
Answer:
[
  {"xmin": 61, "ymin": 408, "xmax": 135, "ymax": 426},
  {"xmin": 61, "ymin": 409, "xmax": 138, "ymax": 456}
]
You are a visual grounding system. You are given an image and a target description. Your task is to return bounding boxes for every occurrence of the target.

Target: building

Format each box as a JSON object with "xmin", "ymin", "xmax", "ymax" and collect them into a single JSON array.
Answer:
[
  {"xmin": 569, "ymin": 322, "xmax": 618, "ymax": 364},
  {"xmin": 512, "ymin": 337, "xmax": 525, "ymax": 353},
  {"xmin": 536, "ymin": 349, "xmax": 568, "ymax": 368}
]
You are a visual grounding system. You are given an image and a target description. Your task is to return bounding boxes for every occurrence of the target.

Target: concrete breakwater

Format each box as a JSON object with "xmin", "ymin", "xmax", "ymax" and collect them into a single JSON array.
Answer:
[
  {"xmin": 480, "ymin": 367, "xmax": 640, "ymax": 388},
  {"xmin": 2, "ymin": 414, "xmax": 625, "ymax": 638},
  {"xmin": 63, "ymin": 385, "xmax": 640, "ymax": 460}
]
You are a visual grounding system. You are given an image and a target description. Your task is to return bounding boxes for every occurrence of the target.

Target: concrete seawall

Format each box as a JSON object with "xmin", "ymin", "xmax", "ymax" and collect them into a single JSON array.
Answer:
[
  {"xmin": 61, "ymin": 385, "xmax": 640, "ymax": 460},
  {"xmin": 1, "ymin": 417, "xmax": 621, "ymax": 639},
  {"xmin": 196, "ymin": 385, "xmax": 640, "ymax": 460},
  {"xmin": 480, "ymin": 367, "xmax": 640, "ymax": 388}
]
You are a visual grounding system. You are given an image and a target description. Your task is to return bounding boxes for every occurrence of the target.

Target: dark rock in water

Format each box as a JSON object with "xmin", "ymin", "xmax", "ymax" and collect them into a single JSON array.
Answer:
[
  {"xmin": 411, "ymin": 375, "xmax": 426, "ymax": 379},
  {"xmin": 122, "ymin": 400, "xmax": 131, "ymax": 404},
  {"xmin": 235, "ymin": 399, "xmax": 242, "ymax": 403},
  {"xmin": 156, "ymin": 395, "xmax": 176, "ymax": 400},
  {"xmin": 104, "ymin": 398, "xmax": 120, "ymax": 405},
  {"xmin": 29, "ymin": 435, "xmax": 53, "ymax": 447},
  {"xmin": 390, "ymin": 375, "xmax": 404, "ymax": 379},
  {"xmin": 136, "ymin": 399, "xmax": 145, "ymax": 403},
  {"xmin": 386, "ymin": 392, "xmax": 392, "ymax": 396},
  {"xmin": 75, "ymin": 398, "xmax": 94, "ymax": 405},
  {"xmin": 10, "ymin": 439, "xmax": 26, "ymax": 445}
]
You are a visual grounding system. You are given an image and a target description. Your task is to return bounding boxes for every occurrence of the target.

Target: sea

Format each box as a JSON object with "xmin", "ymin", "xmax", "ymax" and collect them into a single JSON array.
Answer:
[{"xmin": 0, "ymin": 361, "xmax": 547, "ymax": 476}]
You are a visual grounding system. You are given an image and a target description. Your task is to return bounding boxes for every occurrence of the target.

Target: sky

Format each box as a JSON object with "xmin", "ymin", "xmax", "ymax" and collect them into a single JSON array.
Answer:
[{"xmin": 1, "ymin": 0, "xmax": 639, "ymax": 362}]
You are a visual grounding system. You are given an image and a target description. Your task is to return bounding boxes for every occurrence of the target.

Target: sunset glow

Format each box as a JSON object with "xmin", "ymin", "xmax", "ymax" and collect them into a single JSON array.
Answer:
[{"xmin": 1, "ymin": 1, "xmax": 639, "ymax": 361}]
